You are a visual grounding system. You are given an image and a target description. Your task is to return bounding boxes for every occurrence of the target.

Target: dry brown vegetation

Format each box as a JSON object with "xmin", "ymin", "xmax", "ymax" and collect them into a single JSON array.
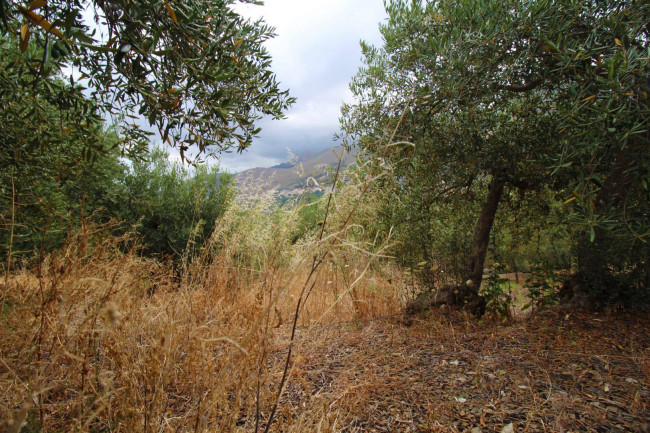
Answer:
[
  {"xmin": 1, "ymin": 194, "xmax": 649, "ymax": 432},
  {"xmin": 0, "ymin": 178, "xmax": 404, "ymax": 432},
  {"xmin": 270, "ymin": 310, "xmax": 649, "ymax": 432}
]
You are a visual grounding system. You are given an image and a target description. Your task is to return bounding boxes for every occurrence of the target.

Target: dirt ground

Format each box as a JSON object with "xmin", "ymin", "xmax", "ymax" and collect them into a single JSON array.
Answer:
[{"xmin": 266, "ymin": 308, "xmax": 650, "ymax": 432}]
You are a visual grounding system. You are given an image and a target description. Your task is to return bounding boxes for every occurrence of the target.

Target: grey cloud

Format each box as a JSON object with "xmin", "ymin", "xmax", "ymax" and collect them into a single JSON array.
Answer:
[{"xmin": 217, "ymin": 0, "xmax": 386, "ymax": 172}]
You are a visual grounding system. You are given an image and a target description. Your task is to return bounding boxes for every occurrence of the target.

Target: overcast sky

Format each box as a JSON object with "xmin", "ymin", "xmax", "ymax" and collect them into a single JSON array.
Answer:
[{"xmin": 215, "ymin": 0, "xmax": 387, "ymax": 172}]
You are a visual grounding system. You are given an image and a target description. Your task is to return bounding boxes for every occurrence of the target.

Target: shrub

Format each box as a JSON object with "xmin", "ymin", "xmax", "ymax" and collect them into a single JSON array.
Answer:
[{"xmin": 117, "ymin": 147, "xmax": 234, "ymax": 264}]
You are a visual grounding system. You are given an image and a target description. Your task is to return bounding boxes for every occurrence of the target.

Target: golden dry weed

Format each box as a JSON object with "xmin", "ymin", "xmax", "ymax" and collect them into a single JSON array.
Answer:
[{"xmin": 0, "ymin": 177, "xmax": 403, "ymax": 432}]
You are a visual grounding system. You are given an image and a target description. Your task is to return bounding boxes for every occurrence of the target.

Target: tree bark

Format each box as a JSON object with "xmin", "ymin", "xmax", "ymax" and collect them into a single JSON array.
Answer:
[
  {"xmin": 464, "ymin": 177, "xmax": 506, "ymax": 292},
  {"xmin": 405, "ymin": 177, "xmax": 505, "ymax": 319},
  {"xmin": 446, "ymin": 177, "xmax": 506, "ymax": 316}
]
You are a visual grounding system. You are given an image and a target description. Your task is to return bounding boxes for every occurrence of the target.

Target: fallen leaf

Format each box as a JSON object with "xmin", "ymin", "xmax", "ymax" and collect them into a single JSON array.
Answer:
[
  {"xmin": 20, "ymin": 23, "xmax": 30, "ymax": 53},
  {"xmin": 28, "ymin": 0, "xmax": 46, "ymax": 10}
]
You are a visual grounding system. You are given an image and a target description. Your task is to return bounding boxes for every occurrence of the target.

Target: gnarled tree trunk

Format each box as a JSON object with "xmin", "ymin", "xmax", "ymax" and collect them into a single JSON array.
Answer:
[
  {"xmin": 458, "ymin": 177, "xmax": 505, "ymax": 315},
  {"xmin": 464, "ymin": 177, "xmax": 506, "ymax": 292},
  {"xmin": 406, "ymin": 177, "xmax": 505, "ymax": 318}
]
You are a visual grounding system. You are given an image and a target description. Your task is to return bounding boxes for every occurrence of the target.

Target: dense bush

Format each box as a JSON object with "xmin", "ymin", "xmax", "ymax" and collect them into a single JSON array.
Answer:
[
  {"xmin": 117, "ymin": 147, "xmax": 235, "ymax": 264},
  {"xmin": 0, "ymin": 37, "xmax": 126, "ymax": 267}
]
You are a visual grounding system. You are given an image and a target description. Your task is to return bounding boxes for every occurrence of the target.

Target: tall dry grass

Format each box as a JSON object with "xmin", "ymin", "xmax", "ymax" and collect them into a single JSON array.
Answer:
[{"xmin": 0, "ymin": 165, "xmax": 406, "ymax": 432}]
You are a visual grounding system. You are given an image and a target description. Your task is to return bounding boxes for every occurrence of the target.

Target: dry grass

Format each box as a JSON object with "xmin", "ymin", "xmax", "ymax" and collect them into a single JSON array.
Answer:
[
  {"xmin": 5, "ymin": 158, "xmax": 644, "ymax": 432},
  {"xmin": 0, "ymin": 175, "xmax": 405, "ymax": 432},
  {"xmin": 2, "ymin": 216, "xmax": 648, "ymax": 433}
]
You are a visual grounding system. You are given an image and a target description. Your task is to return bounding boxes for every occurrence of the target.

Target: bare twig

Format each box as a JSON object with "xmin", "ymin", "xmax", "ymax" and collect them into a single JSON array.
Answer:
[{"xmin": 262, "ymin": 149, "xmax": 346, "ymax": 433}]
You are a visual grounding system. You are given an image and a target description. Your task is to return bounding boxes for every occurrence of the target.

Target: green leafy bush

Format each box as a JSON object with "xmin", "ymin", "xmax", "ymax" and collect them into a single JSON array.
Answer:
[
  {"xmin": 117, "ymin": 147, "xmax": 234, "ymax": 263},
  {"xmin": 523, "ymin": 265, "xmax": 562, "ymax": 311},
  {"xmin": 0, "ymin": 36, "xmax": 126, "ymax": 266},
  {"xmin": 481, "ymin": 264, "xmax": 513, "ymax": 320}
]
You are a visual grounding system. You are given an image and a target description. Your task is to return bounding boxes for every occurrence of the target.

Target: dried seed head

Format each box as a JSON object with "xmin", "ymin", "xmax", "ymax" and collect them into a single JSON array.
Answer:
[{"xmin": 100, "ymin": 301, "xmax": 122, "ymax": 325}]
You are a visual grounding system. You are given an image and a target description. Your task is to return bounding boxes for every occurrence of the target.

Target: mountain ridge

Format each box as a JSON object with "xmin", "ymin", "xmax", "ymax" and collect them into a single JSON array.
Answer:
[{"xmin": 235, "ymin": 146, "xmax": 355, "ymax": 198}]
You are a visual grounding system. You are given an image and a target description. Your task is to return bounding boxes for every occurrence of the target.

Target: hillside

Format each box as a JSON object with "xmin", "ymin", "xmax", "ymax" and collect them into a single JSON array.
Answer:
[{"xmin": 235, "ymin": 147, "xmax": 356, "ymax": 199}]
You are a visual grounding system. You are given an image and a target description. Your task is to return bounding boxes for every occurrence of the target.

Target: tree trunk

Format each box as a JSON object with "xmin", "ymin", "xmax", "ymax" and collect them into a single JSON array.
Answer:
[
  {"xmin": 405, "ymin": 177, "xmax": 505, "ymax": 319},
  {"xmin": 460, "ymin": 177, "xmax": 506, "ymax": 314},
  {"xmin": 464, "ymin": 177, "xmax": 506, "ymax": 291}
]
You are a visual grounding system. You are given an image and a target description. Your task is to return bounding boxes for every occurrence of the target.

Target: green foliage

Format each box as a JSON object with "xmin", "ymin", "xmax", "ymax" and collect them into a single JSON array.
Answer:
[
  {"xmin": 490, "ymin": 190, "xmax": 573, "ymax": 273},
  {"xmin": 118, "ymin": 147, "xmax": 234, "ymax": 262},
  {"xmin": 0, "ymin": 37, "xmax": 126, "ymax": 265},
  {"xmin": 341, "ymin": 0, "xmax": 564, "ymax": 296},
  {"xmin": 481, "ymin": 263, "xmax": 512, "ymax": 320},
  {"xmin": 542, "ymin": 0, "xmax": 650, "ymax": 303},
  {"xmin": 0, "ymin": 0, "xmax": 294, "ymax": 160},
  {"xmin": 288, "ymin": 192, "xmax": 325, "ymax": 244},
  {"xmin": 0, "ymin": 42, "xmax": 233, "ymax": 266},
  {"xmin": 574, "ymin": 229, "xmax": 650, "ymax": 308},
  {"xmin": 523, "ymin": 265, "xmax": 562, "ymax": 311},
  {"xmin": 343, "ymin": 0, "xmax": 649, "ymax": 306},
  {"xmin": 545, "ymin": 0, "xmax": 649, "ymax": 220},
  {"xmin": 0, "ymin": 21, "xmax": 144, "ymax": 162},
  {"xmin": 0, "ymin": 0, "xmax": 293, "ymax": 269},
  {"xmin": 0, "ymin": 146, "xmax": 125, "ymax": 264},
  {"xmin": 0, "ymin": 34, "xmax": 116, "ymax": 175},
  {"xmin": 393, "ymin": 188, "xmax": 478, "ymax": 286}
]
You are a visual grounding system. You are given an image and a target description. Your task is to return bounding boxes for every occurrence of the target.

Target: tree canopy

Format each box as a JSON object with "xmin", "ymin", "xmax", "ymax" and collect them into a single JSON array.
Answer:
[
  {"xmin": 0, "ymin": 0, "xmax": 295, "ymax": 160},
  {"xmin": 1, "ymin": 0, "xmax": 295, "ymax": 268},
  {"xmin": 342, "ymin": 0, "xmax": 649, "ymax": 312}
]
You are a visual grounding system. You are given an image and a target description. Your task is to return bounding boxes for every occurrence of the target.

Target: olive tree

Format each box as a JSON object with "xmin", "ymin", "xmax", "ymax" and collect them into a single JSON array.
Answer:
[
  {"xmin": 342, "ymin": 0, "xmax": 562, "ymax": 314},
  {"xmin": 0, "ymin": 0, "xmax": 294, "ymax": 160},
  {"xmin": 117, "ymin": 146, "xmax": 234, "ymax": 263},
  {"xmin": 1, "ymin": 0, "xmax": 295, "ymax": 269},
  {"xmin": 0, "ymin": 36, "xmax": 128, "ymax": 268},
  {"xmin": 542, "ymin": 0, "xmax": 650, "ymax": 305},
  {"xmin": 342, "ymin": 0, "xmax": 649, "ymax": 313}
]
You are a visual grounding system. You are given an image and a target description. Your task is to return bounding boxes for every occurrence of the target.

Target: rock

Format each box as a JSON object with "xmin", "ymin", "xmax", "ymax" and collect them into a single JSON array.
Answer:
[
  {"xmin": 471, "ymin": 428, "xmax": 483, "ymax": 433},
  {"xmin": 501, "ymin": 423, "xmax": 515, "ymax": 433}
]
